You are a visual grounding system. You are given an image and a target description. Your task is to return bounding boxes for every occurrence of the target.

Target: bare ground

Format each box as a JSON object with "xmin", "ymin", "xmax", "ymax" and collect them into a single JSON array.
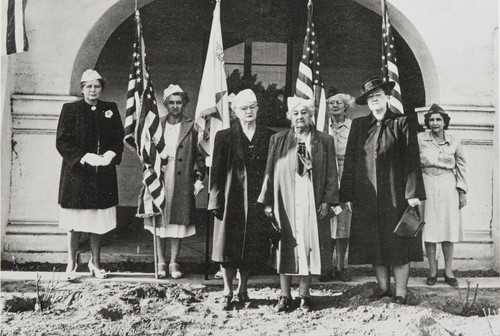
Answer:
[{"xmin": 1, "ymin": 278, "xmax": 499, "ymax": 336}]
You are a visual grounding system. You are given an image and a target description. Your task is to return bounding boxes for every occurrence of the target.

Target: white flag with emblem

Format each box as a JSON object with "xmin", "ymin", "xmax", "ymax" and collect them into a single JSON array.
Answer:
[{"xmin": 194, "ymin": 0, "xmax": 230, "ymax": 167}]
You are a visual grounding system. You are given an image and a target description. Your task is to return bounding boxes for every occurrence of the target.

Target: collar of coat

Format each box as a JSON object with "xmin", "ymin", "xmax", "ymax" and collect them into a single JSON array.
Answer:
[
  {"xmin": 368, "ymin": 109, "xmax": 400, "ymax": 127},
  {"xmin": 229, "ymin": 121, "xmax": 268, "ymax": 160},
  {"xmin": 160, "ymin": 114, "xmax": 194, "ymax": 147},
  {"xmin": 286, "ymin": 127, "xmax": 321, "ymax": 158}
]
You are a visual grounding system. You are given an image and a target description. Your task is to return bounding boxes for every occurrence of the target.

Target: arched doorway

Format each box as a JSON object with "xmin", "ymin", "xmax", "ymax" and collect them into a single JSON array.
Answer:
[{"xmin": 70, "ymin": 0, "xmax": 431, "ymax": 263}]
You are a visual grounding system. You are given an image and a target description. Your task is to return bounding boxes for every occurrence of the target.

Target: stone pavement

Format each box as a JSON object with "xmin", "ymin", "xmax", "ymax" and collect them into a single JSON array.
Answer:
[{"xmin": 1, "ymin": 270, "xmax": 499, "ymax": 290}]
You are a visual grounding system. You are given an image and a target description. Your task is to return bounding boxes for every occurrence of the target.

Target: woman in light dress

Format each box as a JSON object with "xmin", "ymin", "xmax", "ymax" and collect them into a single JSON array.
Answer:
[
  {"xmin": 143, "ymin": 84, "xmax": 205, "ymax": 279},
  {"xmin": 418, "ymin": 104, "xmax": 467, "ymax": 287}
]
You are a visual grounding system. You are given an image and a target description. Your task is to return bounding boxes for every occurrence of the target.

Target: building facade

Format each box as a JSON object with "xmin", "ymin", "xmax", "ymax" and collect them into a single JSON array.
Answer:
[{"xmin": 1, "ymin": 0, "xmax": 498, "ymax": 270}]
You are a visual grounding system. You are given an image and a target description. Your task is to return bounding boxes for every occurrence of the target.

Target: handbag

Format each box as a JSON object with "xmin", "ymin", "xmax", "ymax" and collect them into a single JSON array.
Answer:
[
  {"xmin": 393, "ymin": 205, "xmax": 425, "ymax": 238},
  {"xmin": 265, "ymin": 214, "xmax": 281, "ymax": 249}
]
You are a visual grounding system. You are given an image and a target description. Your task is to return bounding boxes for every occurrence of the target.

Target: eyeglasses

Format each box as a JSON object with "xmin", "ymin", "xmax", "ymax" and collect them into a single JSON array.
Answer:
[
  {"xmin": 238, "ymin": 103, "xmax": 258, "ymax": 112},
  {"xmin": 367, "ymin": 92, "xmax": 384, "ymax": 100}
]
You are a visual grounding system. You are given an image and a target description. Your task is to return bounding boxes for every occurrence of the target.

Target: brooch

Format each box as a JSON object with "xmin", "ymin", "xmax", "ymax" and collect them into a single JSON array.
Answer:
[{"xmin": 104, "ymin": 110, "xmax": 113, "ymax": 118}]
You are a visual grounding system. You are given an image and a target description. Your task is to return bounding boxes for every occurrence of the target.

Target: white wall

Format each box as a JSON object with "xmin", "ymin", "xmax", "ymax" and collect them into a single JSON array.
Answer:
[{"xmin": 2, "ymin": 0, "xmax": 499, "ymax": 269}]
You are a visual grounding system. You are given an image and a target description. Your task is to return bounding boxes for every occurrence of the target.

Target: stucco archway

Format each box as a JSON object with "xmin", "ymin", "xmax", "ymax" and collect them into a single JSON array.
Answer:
[
  {"xmin": 354, "ymin": 0, "xmax": 439, "ymax": 105},
  {"xmin": 70, "ymin": 0, "xmax": 155, "ymax": 94}
]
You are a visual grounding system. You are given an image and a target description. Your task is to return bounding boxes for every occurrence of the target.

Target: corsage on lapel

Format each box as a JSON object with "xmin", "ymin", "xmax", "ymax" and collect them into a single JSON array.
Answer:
[{"xmin": 104, "ymin": 110, "xmax": 113, "ymax": 118}]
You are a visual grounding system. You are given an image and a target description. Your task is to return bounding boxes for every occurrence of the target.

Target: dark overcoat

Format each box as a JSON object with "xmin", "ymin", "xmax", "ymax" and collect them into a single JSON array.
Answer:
[
  {"xmin": 56, "ymin": 99, "xmax": 124, "ymax": 209},
  {"xmin": 208, "ymin": 122, "xmax": 274, "ymax": 264},
  {"xmin": 339, "ymin": 111, "xmax": 426, "ymax": 265},
  {"xmin": 258, "ymin": 129, "xmax": 339, "ymax": 274}
]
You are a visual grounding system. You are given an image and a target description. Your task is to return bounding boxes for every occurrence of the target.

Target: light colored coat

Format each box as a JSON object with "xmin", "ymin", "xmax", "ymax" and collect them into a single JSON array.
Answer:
[{"xmin": 258, "ymin": 129, "xmax": 339, "ymax": 274}]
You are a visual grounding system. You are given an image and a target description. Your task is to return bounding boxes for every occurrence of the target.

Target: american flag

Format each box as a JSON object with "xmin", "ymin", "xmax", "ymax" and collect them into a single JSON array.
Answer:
[
  {"xmin": 1, "ymin": 0, "xmax": 28, "ymax": 55},
  {"xmin": 381, "ymin": 0, "xmax": 404, "ymax": 114},
  {"xmin": 124, "ymin": 9, "xmax": 168, "ymax": 217},
  {"xmin": 295, "ymin": 0, "xmax": 327, "ymax": 132}
]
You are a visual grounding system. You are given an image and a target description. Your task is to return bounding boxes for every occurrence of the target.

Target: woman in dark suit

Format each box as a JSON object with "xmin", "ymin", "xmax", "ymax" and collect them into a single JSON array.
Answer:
[
  {"xmin": 56, "ymin": 69, "xmax": 124, "ymax": 280},
  {"xmin": 143, "ymin": 84, "xmax": 205, "ymax": 279},
  {"xmin": 340, "ymin": 78, "xmax": 425, "ymax": 304},
  {"xmin": 340, "ymin": 77, "xmax": 426, "ymax": 304},
  {"xmin": 209, "ymin": 89, "xmax": 274, "ymax": 311}
]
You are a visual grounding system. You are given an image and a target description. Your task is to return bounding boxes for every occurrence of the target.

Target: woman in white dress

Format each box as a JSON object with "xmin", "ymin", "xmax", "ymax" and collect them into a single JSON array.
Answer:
[
  {"xmin": 418, "ymin": 104, "xmax": 467, "ymax": 287},
  {"xmin": 259, "ymin": 97, "xmax": 339, "ymax": 312},
  {"xmin": 143, "ymin": 85, "xmax": 205, "ymax": 279},
  {"xmin": 56, "ymin": 69, "xmax": 124, "ymax": 280}
]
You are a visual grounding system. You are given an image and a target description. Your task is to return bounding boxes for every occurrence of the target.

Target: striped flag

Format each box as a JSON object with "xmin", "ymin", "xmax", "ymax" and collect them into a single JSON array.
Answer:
[
  {"xmin": 381, "ymin": 0, "xmax": 404, "ymax": 114},
  {"xmin": 1, "ymin": 0, "xmax": 29, "ymax": 55},
  {"xmin": 295, "ymin": 0, "xmax": 327, "ymax": 132},
  {"xmin": 124, "ymin": 9, "xmax": 168, "ymax": 217},
  {"xmin": 194, "ymin": 0, "xmax": 230, "ymax": 167}
]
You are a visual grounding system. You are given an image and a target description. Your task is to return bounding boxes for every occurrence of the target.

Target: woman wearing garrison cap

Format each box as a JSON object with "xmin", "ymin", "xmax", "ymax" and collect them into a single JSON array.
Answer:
[
  {"xmin": 339, "ymin": 77, "xmax": 426, "ymax": 304},
  {"xmin": 56, "ymin": 69, "xmax": 124, "ymax": 280},
  {"xmin": 143, "ymin": 84, "xmax": 206, "ymax": 279},
  {"xmin": 209, "ymin": 89, "xmax": 275, "ymax": 311},
  {"xmin": 418, "ymin": 104, "xmax": 467, "ymax": 287}
]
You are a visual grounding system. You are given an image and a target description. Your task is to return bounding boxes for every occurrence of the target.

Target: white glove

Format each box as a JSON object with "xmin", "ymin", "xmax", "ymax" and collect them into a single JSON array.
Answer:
[
  {"xmin": 100, "ymin": 151, "xmax": 116, "ymax": 166},
  {"xmin": 80, "ymin": 153, "xmax": 104, "ymax": 166},
  {"xmin": 407, "ymin": 198, "xmax": 421, "ymax": 207},
  {"xmin": 345, "ymin": 202, "xmax": 353, "ymax": 213},
  {"xmin": 331, "ymin": 205, "xmax": 343, "ymax": 216},
  {"xmin": 193, "ymin": 180, "xmax": 204, "ymax": 197}
]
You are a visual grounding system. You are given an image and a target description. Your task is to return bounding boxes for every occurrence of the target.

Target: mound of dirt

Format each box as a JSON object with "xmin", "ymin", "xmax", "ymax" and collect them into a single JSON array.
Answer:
[{"xmin": 1, "ymin": 281, "xmax": 499, "ymax": 336}]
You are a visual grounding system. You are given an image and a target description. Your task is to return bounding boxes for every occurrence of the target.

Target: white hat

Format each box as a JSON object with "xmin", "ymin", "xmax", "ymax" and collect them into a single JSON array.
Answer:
[
  {"xmin": 81, "ymin": 69, "xmax": 102, "ymax": 82},
  {"xmin": 163, "ymin": 84, "xmax": 184, "ymax": 103},
  {"xmin": 228, "ymin": 93, "xmax": 236, "ymax": 104},
  {"xmin": 287, "ymin": 96, "xmax": 314, "ymax": 112},
  {"xmin": 233, "ymin": 89, "xmax": 257, "ymax": 108}
]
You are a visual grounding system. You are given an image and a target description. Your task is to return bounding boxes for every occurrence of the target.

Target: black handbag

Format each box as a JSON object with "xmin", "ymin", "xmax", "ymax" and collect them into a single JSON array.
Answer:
[
  {"xmin": 393, "ymin": 205, "xmax": 425, "ymax": 238},
  {"xmin": 265, "ymin": 214, "xmax": 281, "ymax": 249}
]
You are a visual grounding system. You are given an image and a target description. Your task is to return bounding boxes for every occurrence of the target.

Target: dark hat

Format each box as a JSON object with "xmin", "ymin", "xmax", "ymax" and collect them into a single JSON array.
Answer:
[
  {"xmin": 326, "ymin": 87, "xmax": 341, "ymax": 100},
  {"xmin": 427, "ymin": 103, "xmax": 445, "ymax": 114},
  {"xmin": 355, "ymin": 77, "xmax": 395, "ymax": 105}
]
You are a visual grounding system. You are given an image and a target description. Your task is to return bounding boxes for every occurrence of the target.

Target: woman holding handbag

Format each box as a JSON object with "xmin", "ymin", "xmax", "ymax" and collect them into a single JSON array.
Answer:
[
  {"xmin": 340, "ymin": 77, "xmax": 426, "ymax": 305},
  {"xmin": 418, "ymin": 104, "xmax": 467, "ymax": 287}
]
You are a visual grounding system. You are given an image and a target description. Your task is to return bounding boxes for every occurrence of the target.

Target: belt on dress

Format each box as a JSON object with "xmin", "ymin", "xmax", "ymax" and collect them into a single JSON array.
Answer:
[{"xmin": 422, "ymin": 167, "xmax": 453, "ymax": 176}]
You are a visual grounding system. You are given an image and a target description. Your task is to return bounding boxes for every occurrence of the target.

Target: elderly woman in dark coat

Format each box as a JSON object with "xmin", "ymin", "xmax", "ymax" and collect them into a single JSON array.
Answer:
[
  {"xmin": 144, "ymin": 84, "xmax": 205, "ymax": 279},
  {"xmin": 340, "ymin": 77, "xmax": 426, "ymax": 304},
  {"xmin": 258, "ymin": 97, "xmax": 339, "ymax": 312},
  {"xmin": 56, "ymin": 69, "xmax": 124, "ymax": 280},
  {"xmin": 209, "ymin": 89, "xmax": 274, "ymax": 311}
]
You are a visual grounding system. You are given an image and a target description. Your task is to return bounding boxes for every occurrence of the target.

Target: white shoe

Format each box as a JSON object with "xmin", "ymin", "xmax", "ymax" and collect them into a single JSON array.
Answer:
[
  {"xmin": 65, "ymin": 264, "xmax": 78, "ymax": 281},
  {"xmin": 88, "ymin": 258, "xmax": 107, "ymax": 279},
  {"xmin": 169, "ymin": 263, "xmax": 183, "ymax": 279}
]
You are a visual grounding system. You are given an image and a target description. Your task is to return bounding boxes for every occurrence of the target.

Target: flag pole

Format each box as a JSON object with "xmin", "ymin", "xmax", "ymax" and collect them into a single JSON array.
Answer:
[
  {"xmin": 205, "ymin": 169, "xmax": 211, "ymax": 280},
  {"xmin": 134, "ymin": 0, "xmax": 159, "ymax": 280}
]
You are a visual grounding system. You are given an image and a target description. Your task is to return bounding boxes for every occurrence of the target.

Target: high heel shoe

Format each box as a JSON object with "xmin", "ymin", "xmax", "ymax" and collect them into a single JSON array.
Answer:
[
  {"xmin": 157, "ymin": 263, "xmax": 167, "ymax": 279},
  {"xmin": 65, "ymin": 264, "xmax": 78, "ymax": 281},
  {"xmin": 169, "ymin": 263, "xmax": 183, "ymax": 279},
  {"xmin": 88, "ymin": 258, "xmax": 108, "ymax": 279}
]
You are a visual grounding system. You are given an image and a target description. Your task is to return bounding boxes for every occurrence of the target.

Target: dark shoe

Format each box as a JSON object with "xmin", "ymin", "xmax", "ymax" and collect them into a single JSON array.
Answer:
[
  {"xmin": 275, "ymin": 296, "xmax": 292, "ymax": 312},
  {"xmin": 426, "ymin": 275, "xmax": 437, "ymax": 286},
  {"xmin": 221, "ymin": 295, "xmax": 233, "ymax": 311},
  {"xmin": 393, "ymin": 296, "xmax": 407, "ymax": 305},
  {"xmin": 237, "ymin": 292, "xmax": 250, "ymax": 303},
  {"xmin": 338, "ymin": 268, "xmax": 352, "ymax": 282},
  {"xmin": 319, "ymin": 271, "xmax": 335, "ymax": 282},
  {"xmin": 444, "ymin": 275, "xmax": 458, "ymax": 287},
  {"xmin": 368, "ymin": 288, "xmax": 392, "ymax": 301},
  {"xmin": 299, "ymin": 296, "xmax": 312, "ymax": 312}
]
